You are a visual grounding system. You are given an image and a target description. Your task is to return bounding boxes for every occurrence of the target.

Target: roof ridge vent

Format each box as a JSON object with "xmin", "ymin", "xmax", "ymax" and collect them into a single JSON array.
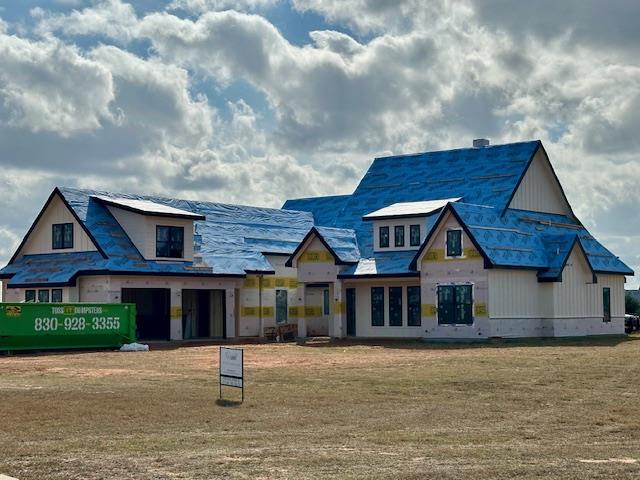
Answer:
[{"xmin": 473, "ymin": 138, "xmax": 490, "ymax": 148}]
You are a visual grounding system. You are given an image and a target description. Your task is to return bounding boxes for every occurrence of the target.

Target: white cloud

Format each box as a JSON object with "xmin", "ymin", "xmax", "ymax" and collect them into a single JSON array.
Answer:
[
  {"xmin": 0, "ymin": 33, "xmax": 114, "ymax": 135},
  {"xmin": 167, "ymin": 0, "xmax": 278, "ymax": 14}
]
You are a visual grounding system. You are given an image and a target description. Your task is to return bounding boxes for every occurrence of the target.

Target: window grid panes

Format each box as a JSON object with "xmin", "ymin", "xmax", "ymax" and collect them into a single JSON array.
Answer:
[
  {"xmin": 52, "ymin": 223, "xmax": 73, "ymax": 249},
  {"xmin": 51, "ymin": 289, "xmax": 63, "ymax": 303},
  {"xmin": 371, "ymin": 287, "xmax": 384, "ymax": 326},
  {"xmin": 379, "ymin": 226, "xmax": 389, "ymax": 248},
  {"xmin": 156, "ymin": 226, "xmax": 184, "ymax": 258},
  {"xmin": 394, "ymin": 225, "xmax": 405, "ymax": 247},
  {"xmin": 38, "ymin": 289, "xmax": 50, "ymax": 303},
  {"xmin": 407, "ymin": 286, "xmax": 421, "ymax": 326},
  {"xmin": 389, "ymin": 287, "xmax": 402, "ymax": 326},
  {"xmin": 410, "ymin": 224, "xmax": 421, "ymax": 247},
  {"xmin": 446, "ymin": 229, "xmax": 462, "ymax": 257},
  {"xmin": 438, "ymin": 284, "xmax": 473, "ymax": 325}
]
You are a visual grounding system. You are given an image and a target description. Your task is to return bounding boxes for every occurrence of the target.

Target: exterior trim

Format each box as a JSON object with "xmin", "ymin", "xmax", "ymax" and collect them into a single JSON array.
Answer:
[
  {"xmin": 93, "ymin": 196, "xmax": 206, "ymax": 220},
  {"xmin": 285, "ymin": 226, "xmax": 357, "ymax": 267}
]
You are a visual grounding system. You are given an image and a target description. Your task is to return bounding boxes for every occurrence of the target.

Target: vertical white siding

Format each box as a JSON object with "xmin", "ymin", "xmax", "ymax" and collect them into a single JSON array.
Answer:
[
  {"xmin": 18, "ymin": 194, "xmax": 98, "ymax": 257},
  {"xmin": 488, "ymin": 269, "xmax": 543, "ymax": 318},
  {"xmin": 509, "ymin": 149, "xmax": 572, "ymax": 216}
]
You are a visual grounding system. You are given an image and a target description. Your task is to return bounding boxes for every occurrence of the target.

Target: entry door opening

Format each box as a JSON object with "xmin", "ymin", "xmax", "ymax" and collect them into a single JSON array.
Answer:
[
  {"xmin": 182, "ymin": 289, "xmax": 225, "ymax": 339},
  {"xmin": 346, "ymin": 288, "xmax": 356, "ymax": 336},
  {"xmin": 121, "ymin": 288, "xmax": 171, "ymax": 341}
]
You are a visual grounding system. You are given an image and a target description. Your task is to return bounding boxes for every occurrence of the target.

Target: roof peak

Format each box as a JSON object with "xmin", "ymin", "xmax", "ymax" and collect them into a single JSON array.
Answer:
[{"xmin": 373, "ymin": 139, "xmax": 541, "ymax": 161}]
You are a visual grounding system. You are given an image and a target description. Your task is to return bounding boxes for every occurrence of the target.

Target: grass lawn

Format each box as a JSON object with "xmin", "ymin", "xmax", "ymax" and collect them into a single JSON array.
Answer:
[{"xmin": 1, "ymin": 336, "xmax": 640, "ymax": 479}]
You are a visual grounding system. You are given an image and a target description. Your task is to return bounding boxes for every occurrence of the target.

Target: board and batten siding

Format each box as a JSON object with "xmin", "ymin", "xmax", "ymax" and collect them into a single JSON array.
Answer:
[
  {"xmin": 107, "ymin": 206, "xmax": 194, "ymax": 261},
  {"xmin": 18, "ymin": 193, "xmax": 98, "ymax": 257},
  {"xmin": 508, "ymin": 149, "xmax": 572, "ymax": 216}
]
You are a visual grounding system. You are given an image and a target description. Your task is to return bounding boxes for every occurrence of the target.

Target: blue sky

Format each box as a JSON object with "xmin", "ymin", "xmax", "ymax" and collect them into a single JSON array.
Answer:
[{"xmin": 0, "ymin": 0, "xmax": 639, "ymax": 287}]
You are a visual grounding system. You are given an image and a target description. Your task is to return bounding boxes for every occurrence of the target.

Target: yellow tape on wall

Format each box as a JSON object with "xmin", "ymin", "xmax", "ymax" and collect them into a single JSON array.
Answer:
[
  {"xmin": 243, "ymin": 276, "xmax": 258, "ymax": 288},
  {"xmin": 262, "ymin": 306, "xmax": 275, "ymax": 317},
  {"xmin": 304, "ymin": 306, "xmax": 323, "ymax": 317},
  {"xmin": 474, "ymin": 303, "xmax": 487, "ymax": 316},
  {"xmin": 422, "ymin": 304, "xmax": 437, "ymax": 316},
  {"xmin": 333, "ymin": 301, "xmax": 345, "ymax": 314},
  {"xmin": 241, "ymin": 306, "xmax": 259, "ymax": 317},
  {"xmin": 170, "ymin": 306, "xmax": 182, "ymax": 319},
  {"xmin": 422, "ymin": 247, "xmax": 481, "ymax": 263},
  {"xmin": 298, "ymin": 251, "xmax": 334, "ymax": 263},
  {"xmin": 243, "ymin": 276, "xmax": 298, "ymax": 289}
]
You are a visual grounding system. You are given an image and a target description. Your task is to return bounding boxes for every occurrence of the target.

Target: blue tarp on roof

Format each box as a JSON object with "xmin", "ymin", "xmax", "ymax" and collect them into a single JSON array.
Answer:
[
  {"xmin": 314, "ymin": 226, "xmax": 360, "ymax": 263},
  {"xmin": 449, "ymin": 203, "xmax": 633, "ymax": 276},
  {"xmin": 283, "ymin": 195, "xmax": 350, "ymax": 227},
  {"xmin": 339, "ymin": 250, "xmax": 418, "ymax": 277},
  {"xmin": 1, "ymin": 187, "xmax": 315, "ymax": 286}
]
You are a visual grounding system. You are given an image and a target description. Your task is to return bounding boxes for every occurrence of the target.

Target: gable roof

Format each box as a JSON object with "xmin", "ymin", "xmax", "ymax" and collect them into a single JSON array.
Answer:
[
  {"xmin": 409, "ymin": 202, "xmax": 633, "ymax": 277},
  {"xmin": 1, "ymin": 187, "xmax": 315, "ymax": 286},
  {"xmin": 285, "ymin": 226, "xmax": 360, "ymax": 267},
  {"xmin": 362, "ymin": 198, "xmax": 461, "ymax": 220}
]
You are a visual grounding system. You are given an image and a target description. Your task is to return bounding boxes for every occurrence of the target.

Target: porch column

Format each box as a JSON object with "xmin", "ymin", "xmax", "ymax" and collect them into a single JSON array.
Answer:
[
  {"xmin": 225, "ymin": 288, "xmax": 236, "ymax": 338},
  {"xmin": 330, "ymin": 280, "xmax": 345, "ymax": 338},
  {"xmin": 297, "ymin": 283, "xmax": 307, "ymax": 337},
  {"xmin": 170, "ymin": 288, "xmax": 183, "ymax": 340}
]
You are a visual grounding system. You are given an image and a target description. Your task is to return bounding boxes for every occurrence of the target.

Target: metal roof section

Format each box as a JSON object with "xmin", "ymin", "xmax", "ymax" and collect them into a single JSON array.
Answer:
[
  {"xmin": 92, "ymin": 195, "xmax": 206, "ymax": 220},
  {"xmin": 362, "ymin": 198, "xmax": 462, "ymax": 220},
  {"xmin": 338, "ymin": 251, "xmax": 419, "ymax": 278}
]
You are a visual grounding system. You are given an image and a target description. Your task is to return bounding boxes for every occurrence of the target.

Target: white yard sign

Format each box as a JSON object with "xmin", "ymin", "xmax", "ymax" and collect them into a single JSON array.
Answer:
[{"xmin": 219, "ymin": 347, "xmax": 244, "ymax": 402}]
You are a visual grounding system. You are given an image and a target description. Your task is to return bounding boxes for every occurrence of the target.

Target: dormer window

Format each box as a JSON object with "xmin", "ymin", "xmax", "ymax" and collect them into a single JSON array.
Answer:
[
  {"xmin": 52, "ymin": 223, "xmax": 73, "ymax": 249},
  {"xmin": 156, "ymin": 226, "xmax": 184, "ymax": 258},
  {"xmin": 394, "ymin": 225, "xmax": 405, "ymax": 247},
  {"xmin": 379, "ymin": 226, "xmax": 390, "ymax": 248},
  {"xmin": 410, "ymin": 224, "xmax": 421, "ymax": 247},
  {"xmin": 446, "ymin": 229, "xmax": 462, "ymax": 257}
]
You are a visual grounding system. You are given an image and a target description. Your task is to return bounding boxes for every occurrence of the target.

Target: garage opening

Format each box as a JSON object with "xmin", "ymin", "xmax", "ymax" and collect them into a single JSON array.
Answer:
[
  {"xmin": 121, "ymin": 288, "xmax": 171, "ymax": 341},
  {"xmin": 182, "ymin": 289, "xmax": 226, "ymax": 339}
]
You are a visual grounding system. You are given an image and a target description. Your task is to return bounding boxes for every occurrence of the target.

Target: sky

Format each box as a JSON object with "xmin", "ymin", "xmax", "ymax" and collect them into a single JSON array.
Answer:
[{"xmin": 0, "ymin": 0, "xmax": 639, "ymax": 286}]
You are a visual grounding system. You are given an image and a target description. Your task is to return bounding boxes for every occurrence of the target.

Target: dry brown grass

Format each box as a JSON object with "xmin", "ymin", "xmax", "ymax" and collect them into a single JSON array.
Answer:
[{"xmin": 1, "ymin": 336, "xmax": 640, "ymax": 479}]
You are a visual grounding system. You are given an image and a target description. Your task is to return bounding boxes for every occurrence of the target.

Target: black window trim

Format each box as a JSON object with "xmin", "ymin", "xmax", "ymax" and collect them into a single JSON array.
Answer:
[
  {"xmin": 388, "ymin": 286, "xmax": 403, "ymax": 327},
  {"xmin": 407, "ymin": 285, "xmax": 421, "ymax": 327},
  {"xmin": 394, "ymin": 225, "xmax": 405, "ymax": 247},
  {"xmin": 51, "ymin": 288, "xmax": 63, "ymax": 303},
  {"xmin": 156, "ymin": 225, "xmax": 185, "ymax": 259},
  {"xmin": 52, "ymin": 222, "xmax": 74, "ymax": 250},
  {"xmin": 437, "ymin": 283, "xmax": 474, "ymax": 326},
  {"xmin": 409, "ymin": 224, "xmax": 421, "ymax": 247},
  {"xmin": 379, "ymin": 226, "xmax": 390, "ymax": 248},
  {"xmin": 603, "ymin": 287, "xmax": 611, "ymax": 323},
  {"xmin": 445, "ymin": 228, "xmax": 463, "ymax": 258},
  {"xmin": 25, "ymin": 289, "xmax": 36, "ymax": 303},
  {"xmin": 371, "ymin": 286, "xmax": 385, "ymax": 326}
]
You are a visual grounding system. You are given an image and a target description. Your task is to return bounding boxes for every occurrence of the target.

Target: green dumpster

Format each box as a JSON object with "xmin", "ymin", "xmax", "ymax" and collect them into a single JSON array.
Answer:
[{"xmin": 0, "ymin": 303, "xmax": 137, "ymax": 351}]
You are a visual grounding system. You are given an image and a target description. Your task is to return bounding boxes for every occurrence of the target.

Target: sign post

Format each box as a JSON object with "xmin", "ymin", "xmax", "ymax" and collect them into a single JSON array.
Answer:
[{"xmin": 219, "ymin": 347, "xmax": 244, "ymax": 402}]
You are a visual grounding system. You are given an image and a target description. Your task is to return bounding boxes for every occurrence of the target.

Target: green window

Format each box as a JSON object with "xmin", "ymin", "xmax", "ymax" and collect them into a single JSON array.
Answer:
[
  {"xmin": 446, "ymin": 229, "xmax": 462, "ymax": 257},
  {"xmin": 379, "ymin": 226, "xmax": 389, "ymax": 248},
  {"xmin": 25, "ymin": 290, "xmax": 36, "ymax": 302},
  {"xmin": 276, "ymin": 289, "xmax": 288, "ymax": 325},
  {"xmin": 52, "ymin": 223, "xmax": 73, "ymax": 249},
  {"xmin": 603, "ymin": 287, "xmax": 611, "ymax": 323},
  {"xmin": 51, "ymin": 289, "xmax": 63, "ymax": 303},
  {"xmin": 394, "ymin": 225, "xmax": 405, "ymax": 247},
  {"xmin": 407, "ymin": 286, "xmax": 421, "ymax": 326},
  {"xmin": 437, "ymin": 285, "xmax": 473, "ymax": 325},
  {"xmin": 38, "ymin": 289, "xmax": 50, "ymax": 303},
  {"xmin": 156, "ymin": 226, "xmax": 184, "ymax": 258},
  {"xmin": 323, "ymin": 289, "xmax": 330, "ymax": 315},
  {"xmin": 389, "ymin": 287, "xmax": 403, "ymax": 326},
  {"xmin": 410, "ymin": 224, "xmax": 421, "ymax": 247},
  {"xmin": 371, "ymin": 287, "xmax": 384, "ymax": 326}
]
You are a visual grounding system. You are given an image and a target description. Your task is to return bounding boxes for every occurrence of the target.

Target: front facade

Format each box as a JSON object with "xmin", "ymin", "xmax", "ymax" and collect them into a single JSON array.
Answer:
[{"xmin": 0, "ymin": 140, "xmax": 633, "ymax": 340}]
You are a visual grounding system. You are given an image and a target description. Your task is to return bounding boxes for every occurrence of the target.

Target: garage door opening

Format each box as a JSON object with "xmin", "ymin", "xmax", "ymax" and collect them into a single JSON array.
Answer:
[
  {"xmin": 121, "ymin": 288, "xmax": 171, "ymax": 341},
  {"xmin": 182, "ymin": 289, "xmax": 225, "ymax": 339}
]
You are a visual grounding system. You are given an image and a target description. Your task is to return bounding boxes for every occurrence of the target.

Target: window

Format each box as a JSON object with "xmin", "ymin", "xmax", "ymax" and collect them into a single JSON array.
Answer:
[
  {"xmin": 410, "ymin": 224, "xmax": 421, "ymax": 247},
  {"xmin": 446, "ymin": 229, "xmax": 462, "ymax": 257},
  {"xmin": 407, "ymin": 286, "xmax": 421, "ymax": 326},
  {"xmin": 25, "ymin": 290, "xmax": 36, "ymax": 302},
  {"xmin": 323, "ymin": 289, "xmax": 330, "ymax": 316},
  {"xmin": 371, "ymin": 287, "xmax": 384, "ymax": 326},
  {"xmin": 38, "ymin": 289, "xmax": 50, "ymax": 303},
  {"xmin": 156, "ymin": 226, "xmax": 184, "ymax": 258},
  {"xmin": 389, "ymin": 287, "xmax": 402, "ymax": 326},
  {"xmin": 437, "ymin": 285, "xmax": 473, "ymax": 325},
  {"xmin": 276, "ymin": 289, "xmax": 288, "ymax": 325},
  {"xmin": 51, "ymin": 289, "xmax": 63, "ymax": 303},
  {"xmin": 603, "ymin": 287, "xmax": 611, "ymax": 323},
  {"xmin": 379, "ymin": 226, "xmax": 389, "ymax": 248},
  {"xmin": 52, "ymin": 223, "xmax": 73, "ymax": 249},
  {"xmin": 394, "ymin": 225, "xmax": 405, "ymax": 247}
]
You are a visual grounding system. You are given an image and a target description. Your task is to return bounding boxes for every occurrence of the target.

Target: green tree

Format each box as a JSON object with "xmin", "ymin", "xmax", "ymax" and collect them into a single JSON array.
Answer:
[{"xmin": 625, "ymin": 293, "xmax": 640, "ymax": 315}]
